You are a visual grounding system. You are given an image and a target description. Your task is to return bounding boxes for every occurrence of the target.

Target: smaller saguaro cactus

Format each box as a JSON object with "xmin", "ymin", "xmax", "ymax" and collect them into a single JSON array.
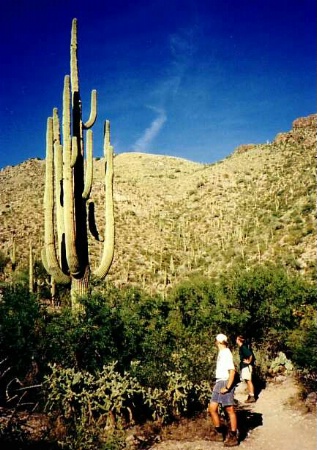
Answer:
[
  {"xmin": 42, "ymin": 19, "xmax": 115, "ymax": 308},
  {"xmin": 10, "ymin": 236, "xmax": 16, "ymax": 271},
  {"xmin": 29, "ymin": 241, "xmax": 34, "ymax": 293}
]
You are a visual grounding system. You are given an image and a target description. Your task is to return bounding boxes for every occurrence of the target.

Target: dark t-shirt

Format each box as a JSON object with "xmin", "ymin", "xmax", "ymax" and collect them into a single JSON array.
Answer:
[{"xmin": 239, "ymin": 344, "xmax": 253, "ymax": 369}]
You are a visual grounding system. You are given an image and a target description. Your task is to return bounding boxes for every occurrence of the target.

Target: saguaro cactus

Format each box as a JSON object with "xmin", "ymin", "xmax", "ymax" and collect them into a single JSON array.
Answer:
[
  {"xmin": 29, "ymin": 241, "xmax": 34, "ymax": 294},
  {"xmin": 42, "ymin": 19, "xmax": 114, "ymax": 308}
]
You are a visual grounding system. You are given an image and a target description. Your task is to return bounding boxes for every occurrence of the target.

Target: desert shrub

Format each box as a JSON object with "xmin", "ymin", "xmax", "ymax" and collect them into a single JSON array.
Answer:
[
  {"xmin": 219, "ymin": 263, "xmax": 316, "ymax": 353},
  {"xmin": 41, "ymin": 287, "xmax": 175, "ymax": 382},
  {"xmin": 117, "ymin": 281, "xmax": 223, "ymax": 386},
  {"xmin": 168, "ymin": 277, "xmax": 218, "ymax": 331},
  {"xmin": 116, "ymin": 287, "xmax": 175, "ymax": 387},
  {"xmin": 0, "ymin": 285, "xmax": 42, "ymax": 375},
  {"xmin": 40, "ymin": 308, "xmax": 82, "ymax": 369},
  {"xmin": 10, "ymin": 267, "xmax": 30, "ymax": 286},
  {"xmin": 286, "ymin": 304, "xmax": 317, "ymax": 391},
  {"xmin": 0, "ymin": 263, "xmax": 315, "ymax": 433},
  {"xmin": 0, "ymin": 285, "xmax": 44, "ymax": 409},
  {"xmin": 42, "ymin": 294, "xmax": 123, "ymax": 372},
  {"xmin": 153, "ymin": 279, "xmax": 217, "ymax": 382},
  {"xmin": 166, "ymin": 266, "xmax": 316, "ymax": 382},
  {"xmin": 166, "ymin": 276, "xmax": 246, "ymax": 382}
]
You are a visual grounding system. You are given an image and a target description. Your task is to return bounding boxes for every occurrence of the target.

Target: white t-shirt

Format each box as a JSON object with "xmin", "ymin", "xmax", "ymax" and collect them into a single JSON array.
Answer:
[{"xmin": 216, "ymin": 347, "xmax": 235, "ymax": 380}]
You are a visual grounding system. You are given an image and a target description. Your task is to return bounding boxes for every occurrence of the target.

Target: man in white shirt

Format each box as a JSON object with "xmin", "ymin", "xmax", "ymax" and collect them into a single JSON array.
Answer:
[{"xmin": 208, "ymin": 333, "xmax": 238, "ymax": 447}]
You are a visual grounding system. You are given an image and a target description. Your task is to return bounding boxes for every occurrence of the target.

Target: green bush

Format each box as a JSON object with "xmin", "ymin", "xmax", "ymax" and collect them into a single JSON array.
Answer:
[
  {"xmin": 42, "ymin": 294, "xmax": 122, "ymax": 372},
  {"xmin": 0, "ymin": 285, "xmax": 42, "ymax": 374},
  {"xmin": 116, "ymin": 287, "xmax": 175, "ymax": 387},
  {"xmin": 0, "ymin": 263, "xmax": 315, "ymax": 447},
  {"xmin": 286, "ymin": 304, "xmax": 317, "ymax": 391},
  {"xmin": 219, "ymin": 263, "xmax": 316, "ymax": 351}
]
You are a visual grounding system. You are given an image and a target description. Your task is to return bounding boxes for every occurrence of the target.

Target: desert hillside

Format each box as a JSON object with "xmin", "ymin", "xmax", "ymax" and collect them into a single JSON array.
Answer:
[{"xmin": 0, "ymin": 114, "xmax": 315, "ymax": 293}]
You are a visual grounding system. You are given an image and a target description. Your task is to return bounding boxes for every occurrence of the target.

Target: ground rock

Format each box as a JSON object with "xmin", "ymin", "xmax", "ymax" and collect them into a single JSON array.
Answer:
[{"xmin": 305, "ymin": 392, "xmax": 316, "ymax": 412}]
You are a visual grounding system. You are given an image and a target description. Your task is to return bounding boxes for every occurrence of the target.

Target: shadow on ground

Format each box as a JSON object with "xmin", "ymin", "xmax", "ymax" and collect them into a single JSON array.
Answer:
[
  {"xmin": 158, "ymin": 378, "xmax": 267, "ymax": 445},
  {"xmin": 158, "ymin": 407, "xmax": 263, "ymax": 444},
  {"xmin": 233, "ymin": 372, "xmax": 266, "ymax": 441},
  {"xmin": 236, "ymin": 405, "xmax": 263, "ymax": 442}
]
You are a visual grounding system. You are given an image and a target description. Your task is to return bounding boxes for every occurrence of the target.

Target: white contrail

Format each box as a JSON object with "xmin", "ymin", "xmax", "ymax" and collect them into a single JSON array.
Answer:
[{"xmin": 133, "ymin": 108, "xmax": 167, "ymax": 152}]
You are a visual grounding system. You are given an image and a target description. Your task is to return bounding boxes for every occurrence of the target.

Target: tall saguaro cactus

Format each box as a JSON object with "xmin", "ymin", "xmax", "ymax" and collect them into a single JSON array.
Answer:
[{"xmin": 42, "ymin": 19, "xmax": 115, "ymax": 308}]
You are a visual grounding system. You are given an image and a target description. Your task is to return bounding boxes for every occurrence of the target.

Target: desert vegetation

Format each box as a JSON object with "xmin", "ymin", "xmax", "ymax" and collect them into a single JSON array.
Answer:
[
  {"xmin": 0, "ymin": 264, "xmax": 315, "ymax": 448},
  {"xmin": 0, "ymin": 17, "xmax": 315, "ymax": 450},
  {"xmin": 0, "ymin": 114, "xmax": 315, "ymax": 295}
]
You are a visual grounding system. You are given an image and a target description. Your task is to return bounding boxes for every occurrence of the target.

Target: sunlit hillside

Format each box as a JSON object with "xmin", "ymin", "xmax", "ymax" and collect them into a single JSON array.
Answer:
[{"xmin": 0, "ymin": 114, "xmax": 315, "ymax": 294}]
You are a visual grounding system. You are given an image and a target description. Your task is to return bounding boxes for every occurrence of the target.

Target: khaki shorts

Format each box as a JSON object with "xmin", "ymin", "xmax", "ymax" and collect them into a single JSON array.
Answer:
[{"xmin": 241, "ymin": 365, "xmax": 253, "ymax": 381}]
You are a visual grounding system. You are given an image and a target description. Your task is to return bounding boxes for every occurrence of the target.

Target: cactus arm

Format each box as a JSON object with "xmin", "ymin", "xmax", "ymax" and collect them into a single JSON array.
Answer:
[
  {"xmin": 53, "ymin": 109, "xmax": 64, "ymax": 263},
  {"xmin": 93, "ymin": 121, "xmax": 114, "ymax": 278},
  {"xmin": 41, "ymin": 247, "xmax": 50, "ymax": 274},
  {"xmin": 52, "ymin": 108, "xmax": 61, "ymax": 145},
  {"xmin": 70, "ymin": 18, "xmax": 79, "ymax": 95},
  {"xmin": 44, "ymin": 116, "xmax": 59, "ymax": 271},
  {"xmin": 70, "ymin": 136, "xmax": 78, "ymax": 168},
  {"xmin": 70, "ymin": 18, "xmax": 83, "ymax": 157},
  {"xmin": 41, "ymin": 247, "xmax": 70, "ymax": 285},
  {"xmin": 43, "ymin": 117, "xmax": 70, "ymax": 284},
  {"xmin": 62, "ymin": 75, "xmax": 80, "ymax": 276},
  {"xmin": 70, "ymin": 17, "xmax": 83, "ymax": 152},
  {"xmin": 55, "ymin": 143, "xmax": 65, "ymax": 264},
  {"xmin": 83, "ymin": 90, "xmax": 97, "ymax": 129},
  {"xmin": 82, "ymin": 129, "xmax": 93, "ymax": 199}
]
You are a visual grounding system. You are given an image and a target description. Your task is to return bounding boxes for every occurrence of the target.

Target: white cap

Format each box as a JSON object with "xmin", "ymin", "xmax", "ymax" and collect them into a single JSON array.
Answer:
[{"xmin": 216, "ymin": 333, "xmax": 228, "ymax": 343}]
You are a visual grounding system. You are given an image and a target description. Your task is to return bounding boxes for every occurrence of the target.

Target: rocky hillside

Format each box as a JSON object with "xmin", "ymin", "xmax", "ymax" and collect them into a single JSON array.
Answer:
[{"xmin": 0, "ymin": 114, "xmax": 315, "ymax": 294}]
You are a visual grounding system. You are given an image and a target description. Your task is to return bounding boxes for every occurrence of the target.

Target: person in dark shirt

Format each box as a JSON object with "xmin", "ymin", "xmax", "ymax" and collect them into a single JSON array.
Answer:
[{"xmin": 236, "ymin": 335, "xmax": 256, "ymax": 403}]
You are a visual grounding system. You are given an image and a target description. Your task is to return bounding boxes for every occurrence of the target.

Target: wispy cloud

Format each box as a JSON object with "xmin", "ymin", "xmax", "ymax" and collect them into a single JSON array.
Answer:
[
  {"xmin": 131, "ymin": 28, "xmax": 196, "ymax": 153},
  {"xmin": 132, "ymin": 107, "xmax": 167, "ymax": 152},
  {"xmin": 170, "ymin": 29, "xmax": 196, "ymax": 66},
  {"xmin": 168, "ymin": 27, "xmax": 197, "ymax": 95}
]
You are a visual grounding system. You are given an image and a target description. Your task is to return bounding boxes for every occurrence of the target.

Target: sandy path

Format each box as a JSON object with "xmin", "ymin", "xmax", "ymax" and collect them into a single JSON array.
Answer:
[
  {"xmin": 148, "ymin": 377, "xmax": 316, "ymax": 450},
  {"xmin": 237, "ymin": 377, "xmax": 316, "ymax": 450}
]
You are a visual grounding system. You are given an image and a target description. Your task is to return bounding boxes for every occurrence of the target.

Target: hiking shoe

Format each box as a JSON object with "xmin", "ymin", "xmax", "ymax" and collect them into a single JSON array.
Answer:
[
  {"xmin": 210, "ymin": 429, "xmax": 224, "ymax": 442},
  {"xmin": 224, "ymin": 431, "xmax": 239, "ymax": 447},
  {"xmin": 245, "ymin": 395, "xmax": 256, "ymax": 403}
]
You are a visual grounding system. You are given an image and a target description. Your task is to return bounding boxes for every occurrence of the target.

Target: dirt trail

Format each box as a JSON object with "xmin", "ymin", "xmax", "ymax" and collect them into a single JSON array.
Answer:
[{"xmin": 148, "ymin": 376, "xmax": 316, "ymax": 450}]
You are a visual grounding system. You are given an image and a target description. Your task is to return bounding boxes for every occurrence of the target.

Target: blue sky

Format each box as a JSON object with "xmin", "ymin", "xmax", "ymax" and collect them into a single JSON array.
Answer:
[{"xmin": 0, "ymin": 0, "xmax": 315, "ymax": 168}]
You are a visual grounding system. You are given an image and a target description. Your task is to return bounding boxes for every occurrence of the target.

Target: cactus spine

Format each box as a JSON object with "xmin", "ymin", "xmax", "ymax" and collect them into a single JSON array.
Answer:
[{"xmin": 42, "ymin": 19, "xmax": 114, "ymax": 308}]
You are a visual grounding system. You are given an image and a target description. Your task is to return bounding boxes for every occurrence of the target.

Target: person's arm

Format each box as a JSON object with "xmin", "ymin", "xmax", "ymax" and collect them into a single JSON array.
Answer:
[
  {"xmin": 243, "ymin": 352, "xmax": 253, "ymax": 365},
  {"xmin": 220, "ymin": 369, "xmax": 236, "ymax": 393}
]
